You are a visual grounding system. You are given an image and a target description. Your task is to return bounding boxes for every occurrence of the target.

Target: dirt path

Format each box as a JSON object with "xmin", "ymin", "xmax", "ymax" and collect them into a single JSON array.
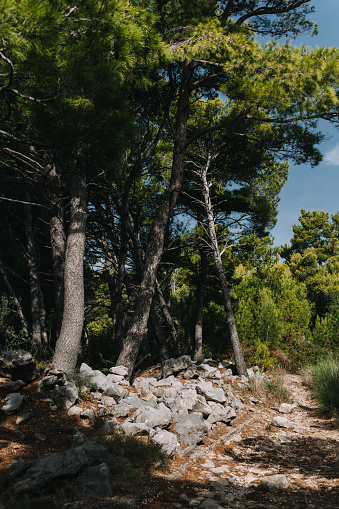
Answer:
[{"xmin": 140, "ymin": 374, "xmax": 339, "ymax": 509}]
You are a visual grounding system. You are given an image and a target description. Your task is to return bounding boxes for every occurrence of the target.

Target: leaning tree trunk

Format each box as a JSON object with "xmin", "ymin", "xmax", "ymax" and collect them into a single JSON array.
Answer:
[
  {"xmin": 116, "ymin": 62, "xmax": 193, "ymax": 376},
  {"xmin": 125, "ymin": 214, "xmax": 170, "ymax": 361},
  {"xmin": 52, "ymin": 168, "xmax": 87, "ymax": 374},
  {"xmin": 200, "ymin": 158, "xmax": 247, "ymax": 376}
]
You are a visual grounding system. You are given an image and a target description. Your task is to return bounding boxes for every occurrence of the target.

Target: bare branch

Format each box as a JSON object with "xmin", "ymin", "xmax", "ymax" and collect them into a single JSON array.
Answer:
[
  {"xmin": 0, "ymin": 195, "xmax": 50, "ymax": 209},
  {"xmin": 235, "ymin": 1, "xmax": 312, "ymax": 27},
  {"xmin": 0, "ymin": 51, "xmax": 14, "ymax": 91}
]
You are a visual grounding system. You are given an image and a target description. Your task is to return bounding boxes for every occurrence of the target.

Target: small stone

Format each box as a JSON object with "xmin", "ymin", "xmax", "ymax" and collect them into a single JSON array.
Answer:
[
  {"xmin": 70, "ymin": 431, "xmax": 87, "ymax": 447},
  {"xmin": 14, "ymin": 431, "xmax": 25, "ymax": 441},
  {"xmin": 2, "ymin": 393, "xmax": 24, "ymax": 415},
  {"xmin": 34, "ymin": 433, "xmax": 46, "ymax": 441},
  {"xmin": 109, "ymin": 366, "xmax": 128, "ymax": 377},
  {"xmin": 53, "ymin": 383, "xmax": 78, "ymax": 410},
  {"xmin": 2, "ymin": 380, "xmax": 26, "ymax": 391},
  {"xmin": 68, "ymin": 406, "xmax": 83, "ymax": 416},
  {"xmin": 278, "ymin": 403, "xmax": 297, "ymax": 414},
  {"xmin": 199, "ymin": 499, "xmax": 224, "ymax": 509},
  {"xmin": 16, "ymin": 412, "xmax": 32, "ymax": 426},
  {"xmin": 272, "ymin": 416, "xmax": 292, "ymax": 428},
  {"xmin": 188, "ymin": 500, "xmax": 200, "ymax": 507},
  {"xmin": 261, "ymin": 474, "xmax": 289, "ymax": 490},
  {"xmin": 80, "ymin": 409, "xmax": 94, "ymax": 421}
]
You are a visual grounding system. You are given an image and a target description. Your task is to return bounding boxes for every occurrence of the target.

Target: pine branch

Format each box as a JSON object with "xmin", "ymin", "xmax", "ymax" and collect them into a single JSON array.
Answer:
[{"xmin": 235, "ymin": 1, "xmax": 312, "ymax": 27}]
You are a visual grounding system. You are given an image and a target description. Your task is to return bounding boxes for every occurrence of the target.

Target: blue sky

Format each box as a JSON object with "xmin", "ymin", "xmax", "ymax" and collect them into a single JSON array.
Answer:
[{"xmin": 270, "ymin": 0, "xmax": 339, "ymax": 248}]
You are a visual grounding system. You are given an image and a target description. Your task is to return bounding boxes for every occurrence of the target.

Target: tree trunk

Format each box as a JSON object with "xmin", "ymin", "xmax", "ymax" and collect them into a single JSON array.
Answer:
[
  {"xmin": 103, "ymin": 250, "xmax": 117, "ymax": 327},
  {"xmin": 124, "ymin": 203, "xmax": 176, "ymax": 357},
  {"xmin": 193, "ymin": 248, "xmax": 207, "ymax": 362},
  {"xmin": 116, "ymin": 62, "xmax": 193, "ymax": 376},
  {"xmin": 47, "ymin": 164, "xmax": 66, "ymax": 338},
  {"xmin": 114, "ymin": 190, "xmax": 129, "ymax": 353},
  {"xmin": 155, "ymin": 279, "xmax": 179, "ymax": 354},
  {"xmin": 149, "ymin": 304, "xmax": 169, "ymax": 362},
  {"xmin": 23, "ymin": 193, "xmax": 47, "ymax": 349},
  {"xmin": 52, "ymin": 168, "xmax": 87, "ymax": 374},
  {"xmin": 0, "ymin": 257, "xmax": 29, "ymax": 337},
  {"xmin": 200, "ymin": 159, "xmax": 247, "ymax": 376}
]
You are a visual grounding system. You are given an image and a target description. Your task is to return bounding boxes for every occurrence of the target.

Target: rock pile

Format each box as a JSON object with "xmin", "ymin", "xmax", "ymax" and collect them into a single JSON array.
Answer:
[
  {"xmin": 0, "ymin": 351, "xmax": 261, "ymax": 506},
  {"xmin": 62, "ymin": 356, "xmax": 250, "ymax": 454}
]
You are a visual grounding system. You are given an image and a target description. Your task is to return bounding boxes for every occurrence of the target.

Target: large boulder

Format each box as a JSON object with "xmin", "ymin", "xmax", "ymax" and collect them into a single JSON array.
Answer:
[
  {"xmin": 0, "ymin": 349, "xmax": 38, "ymax": 382},
  {"xmin": 162, "ymin": 355, "xmax": 192, "ymax": 377},
  {"xmin": 196, "ymin": 381, "xmax": 226, "ymax": 403},
  {"xmin": 133, "ymin": 404, "xmax": 171, "ymax": 428},
  {"xmin": 153, "ymin": 430, "xmax": 181, "ymax": 456},
  {"xmin": 173, "ymin": 412, "xmax": 208, "ymax": 447},
  {"xmin": 53, "ymin": 383, "xmax": 79, "ymax": 410},
  {"xmin": 77, "ymin": 463, "xmax": 113, "ymax": 499},
  {"xmin": 7, "ymin": 441, "xmax": 111, "ymax": 495}
]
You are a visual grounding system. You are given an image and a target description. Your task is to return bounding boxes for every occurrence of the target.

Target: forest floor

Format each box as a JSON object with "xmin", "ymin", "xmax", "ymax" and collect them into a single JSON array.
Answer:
[{"xmin": 0, "ymin": 370, "xmax": 338, "ymax": 508}]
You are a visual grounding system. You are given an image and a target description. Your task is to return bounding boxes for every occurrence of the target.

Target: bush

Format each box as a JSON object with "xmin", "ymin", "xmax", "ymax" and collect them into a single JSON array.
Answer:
[{"xmin": 302, "ymin": 355, "xmax": 339, "ymax": 416}]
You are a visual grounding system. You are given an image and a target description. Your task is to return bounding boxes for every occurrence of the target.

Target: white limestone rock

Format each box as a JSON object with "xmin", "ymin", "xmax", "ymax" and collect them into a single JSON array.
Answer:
[
  {"xmin": 272, "ymin": 416, "xmax": 292, "ymax": 428},
  {"xmin": 261, "ymin": 474, "xmax": 289, "ymax": 490},
  {"xmin": 153, "ymin": 430, "xmax": 181, "ymax": 456},
  {"xmin": 108, "ymin": 366, "xmax": 128, "ymax": 377},
  {"xmin": 2, "ymin": 392, "xmax": 24, "ymax": 415},
  {"xmin": 196, "ymin": 381, "xmax": 226, "ymax": 403},
  {"xmin": 133, "ymin": 404, "xmax": 171, "ymax": 428},
  {"xmin": 173, "ymin": 412, "xmax": 208, "ymax": 447}
]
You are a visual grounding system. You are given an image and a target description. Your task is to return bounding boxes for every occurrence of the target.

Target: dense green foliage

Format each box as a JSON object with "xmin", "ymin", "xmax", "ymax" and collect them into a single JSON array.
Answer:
[{"xmin": 1, "ymin": 1, "xmax": 339, "ymax": 373}]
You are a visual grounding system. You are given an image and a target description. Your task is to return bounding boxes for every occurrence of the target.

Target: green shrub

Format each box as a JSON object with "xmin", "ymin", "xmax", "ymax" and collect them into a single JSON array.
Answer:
[{"xmin": 302, "ymin": 355, "xmax": 339, "ymax": 416}]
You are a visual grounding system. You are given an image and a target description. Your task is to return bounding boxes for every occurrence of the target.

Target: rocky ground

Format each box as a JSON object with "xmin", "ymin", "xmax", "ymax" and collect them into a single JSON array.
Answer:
[
  {"xmin": 0, "ymin": 359, "xmax": 338, "ymax": 509},
  {"xmin": 143, "ymin": 373, "xmax": 339, "ymax": 509}
]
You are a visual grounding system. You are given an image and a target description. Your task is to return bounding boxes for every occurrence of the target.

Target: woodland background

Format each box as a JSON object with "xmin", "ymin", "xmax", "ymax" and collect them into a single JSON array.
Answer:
[{"xmin": 1, "ymin": 0, "xmax": 339, "ymax": 376}]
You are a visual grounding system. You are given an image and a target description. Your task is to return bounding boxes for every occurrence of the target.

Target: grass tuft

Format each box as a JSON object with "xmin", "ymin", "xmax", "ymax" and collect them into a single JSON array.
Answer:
[
  {"xmin": 264, "ymin": 367, "xmax": 291, "ymax": 404},
  {"xmin": 302, "ymin": 354, "xmax": 339, "ymax": 416}
]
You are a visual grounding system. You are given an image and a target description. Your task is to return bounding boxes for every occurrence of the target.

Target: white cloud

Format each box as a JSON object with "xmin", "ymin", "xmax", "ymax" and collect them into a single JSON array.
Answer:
[{"xmin": 324, "ymin": 143, "xmax": 339, "ymax": 166}]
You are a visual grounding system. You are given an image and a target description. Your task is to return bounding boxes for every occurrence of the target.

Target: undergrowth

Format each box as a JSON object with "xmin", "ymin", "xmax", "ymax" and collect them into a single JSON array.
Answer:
[
  {"xmin": 301, "ymin": 354, "xmax": 339, "ymax": 417},
  {"xmin": 104, "ymin": 432, "xmax": 169, "ymax": 492},
  {"xmin": 249, "ymin": 367, "xmax": 291, "ymax": 404},
  {"xmin": 265, "ymin": 367, "xmax": 291, "ymax": 404}
]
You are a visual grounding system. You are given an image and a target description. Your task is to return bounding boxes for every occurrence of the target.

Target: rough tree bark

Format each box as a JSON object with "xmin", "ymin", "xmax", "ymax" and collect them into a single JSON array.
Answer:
[
  {"xmin": 200, "ymin": 157, "xmax": 247, "ymax": 376},
  {"xmin": 126, "ymin": 216, "xmax": 170, "ymax": 361},
  {"xmin": 47, "ymin": 164, "xmax": 66, "ymax": 338},
  {"xmin": 116, "ymin": 62, "xmax": 193, "ymax": 376},
  {"xmin": 52, "ymin": 168, "xmax": 87, "ymax": 374}
]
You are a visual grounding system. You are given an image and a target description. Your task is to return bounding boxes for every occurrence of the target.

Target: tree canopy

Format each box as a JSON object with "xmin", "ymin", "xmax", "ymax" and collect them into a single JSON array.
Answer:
[{"xmin": 1, "ymin": 0, "xmax": 339, "ymax": 375}]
